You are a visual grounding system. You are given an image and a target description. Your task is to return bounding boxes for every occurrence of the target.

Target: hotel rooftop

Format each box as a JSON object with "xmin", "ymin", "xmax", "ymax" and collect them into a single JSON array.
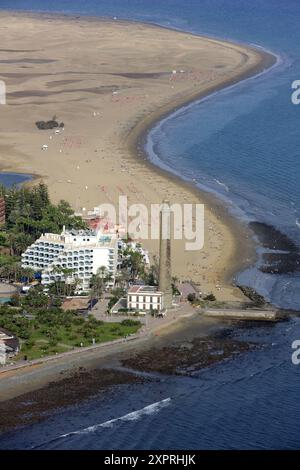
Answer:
[
  {"xmin": 128, "ymin": 285, "xmax": 161, "ymax": 294},
  {"xmin": 21, "ymin": 227, "xmax": 118, "ymax": 288},
  {"xmin": 35, "ymin": 227, "xmax": 116, "ymax": 249}
]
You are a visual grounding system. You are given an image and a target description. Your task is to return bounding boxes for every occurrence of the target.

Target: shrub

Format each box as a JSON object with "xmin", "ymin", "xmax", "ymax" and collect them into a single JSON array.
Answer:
[
  {"xmin": 121, "ymin": 319, "xmax": 140, "ymax": 327},
  {"xmin": 68, "ymin": 334, "xmax": 78, "ymax": 341},
  {"xmin": 108, "ymin": 296, "xmax": 119, "ymax": 311},
  {"xmin": 73, "ymin": 317, "xmax": 85, "ymax": 326},
  {"xmin": 25, "ymin": 339, "xmax": 35, "ymax": 349},
  {"xmin": 110, "ymin": 324, "xmax": 121, "ymax": 332},
  {"xmin": 9, "ymin": 294, "xmax": 21, "ymax": 307},
  {"xmin": 187, "ymin": 293, "xmax": 196, "ymax": 303},
  {"xmin": 203, "ymin": 293, "xmax": 216, "ymax": 302}
]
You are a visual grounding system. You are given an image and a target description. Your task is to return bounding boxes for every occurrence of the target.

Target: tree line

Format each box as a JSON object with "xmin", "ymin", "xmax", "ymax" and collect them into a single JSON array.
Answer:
[{"xmin": 0, "ymin": 182, "xmax": 86, "ymax": 281}]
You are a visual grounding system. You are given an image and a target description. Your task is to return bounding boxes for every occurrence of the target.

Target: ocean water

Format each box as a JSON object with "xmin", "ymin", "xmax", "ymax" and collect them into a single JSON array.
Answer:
[
  {"xmin": 0, "ymin": 173, "xmax": 31, "ymax": 187},
  {"xmin": 1, "ymin": 0, "xmax": 300, "ymax": 450},
  {"xmin": 1, "ymin": 0, "xmax": 299, "ymax": 309},
  {"xmin": 1, "ymin": 318, "xmax": 300, "ymax": 450}
]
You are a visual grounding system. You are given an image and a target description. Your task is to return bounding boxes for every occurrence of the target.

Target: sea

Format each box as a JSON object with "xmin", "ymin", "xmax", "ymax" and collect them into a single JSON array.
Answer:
[
  {"xmin": 0, "ymin": 173, "xmax": 31, "ymax": 187},
  {"xmin": 0, "ymin": 0, "xmax": 300, "ymax": 450}
]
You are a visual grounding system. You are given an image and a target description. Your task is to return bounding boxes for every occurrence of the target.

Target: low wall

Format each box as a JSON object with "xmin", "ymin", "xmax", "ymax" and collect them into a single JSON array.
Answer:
[{"xmin": 203, "ymin": 308, "xmax": 282, "ymax": 322}]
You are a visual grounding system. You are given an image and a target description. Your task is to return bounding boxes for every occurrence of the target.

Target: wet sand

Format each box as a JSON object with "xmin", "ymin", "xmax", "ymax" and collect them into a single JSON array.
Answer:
[
  {"xmin": 249, "ymin": 222, "xmax": 300, "ymax": 275},
  {"xmin": 0, "ymin": 11, "xmax": 276, "ymax": 302},
  {"xmin": 0, "ymin": 12, "xmax": 278, "ymax": 419},
  {"xmin": 0, "ymin": 368, "xmax": 149, "ymax": 434},
  {"xmin": 0, "ymin": 316, "xmax": 259, "ymax": 435}
]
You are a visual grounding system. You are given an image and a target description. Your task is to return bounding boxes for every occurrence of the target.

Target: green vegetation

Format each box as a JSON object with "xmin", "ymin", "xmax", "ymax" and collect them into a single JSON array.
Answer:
[
  {"xmin": 107, "ymin": 287, "xmax": 126, "ymax": 313},
  {"xmin": 142, "ymin": 258, "xmax": 159, "ymax": 287},
  {"xmin": 120, "ymin": 247, "xmax": 145, "ymax": 279},
  {"xmin": 90, "ymin": 266, "xmax": 113, "ymax": 306},
  {"xmin": 0, "ymin": 299, "xmax": 141, "ymax": 361},
  {"xmin": 0, "ymin": 184, "xmax": 144, "ymax": 363},
  {"xmin": 197, "ymin": 299, "xmax": 227, "ymax": 309},
  {"xmin": 0, "ymin": 183, "xmax": 86, "ymax": 282},
  {"xmin": 117, "ymin": 245, "xmax": 158, "ymax": 291},
  {"xmin": 203, "ymin": 293, "xmax": 216, "ymax": 302},
  {"xmin": 186, "ymin": 291, "xmax": 228, "ymax": 309},
  {"xmin": 120, "ymin": 319, "xmax": 140, "ymax": 327},
  {"xmin": 0, "ymin": 182, "xmax": 86, "ymax": 243},
  {"xmin": 187, "ymin": 293, "xmax": 196, "ymax": 303},
  {"xmin": 171, "ymin": 276, "xmax": 180, "ymax": 296}
]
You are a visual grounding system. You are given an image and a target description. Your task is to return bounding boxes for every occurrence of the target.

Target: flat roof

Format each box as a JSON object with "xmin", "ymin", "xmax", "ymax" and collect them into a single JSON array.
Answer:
[
  {"xmin": 128, "ymin": 285, "xmax": 162, "ymax": 294},
  {"xmin": 35, "ymin": 233, "xmax": 116, "ymax": 249},
  {"xmin": 178, "ymin": 282, "xmax": 199, "ymax": 297}
]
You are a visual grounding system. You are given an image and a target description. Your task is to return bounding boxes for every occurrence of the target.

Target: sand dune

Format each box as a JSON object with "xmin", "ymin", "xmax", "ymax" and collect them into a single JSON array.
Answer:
[{"xmin": 0, "ymin": 12, "xmax": 275, "ymax": 301}]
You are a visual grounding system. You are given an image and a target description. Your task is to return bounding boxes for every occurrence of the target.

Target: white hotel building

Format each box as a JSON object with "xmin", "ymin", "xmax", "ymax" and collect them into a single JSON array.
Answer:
[{"xmin": 21, "ymin": 228, "xmax": 118, "ymax": 289}]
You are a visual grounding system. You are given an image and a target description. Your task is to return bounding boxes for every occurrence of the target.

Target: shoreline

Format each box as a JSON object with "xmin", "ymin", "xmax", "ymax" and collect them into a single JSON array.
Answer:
[
  {"xmin": 0, "ymin": 12, "xmax": 278, "ymax": 403},
  {"xmin": 0, "ymin": 310, "xmax": 216, "ymax": 402},
  {"xmin": 128, "ymin": 43, "xmax": 277, "ymax": 285},
  {"xmin": 0, "ymin": 10, "xmax": 277, "ymax": 289},
  {"xmin": 0, "ymin": 314, "xmax": 249, "ymax": 435}
]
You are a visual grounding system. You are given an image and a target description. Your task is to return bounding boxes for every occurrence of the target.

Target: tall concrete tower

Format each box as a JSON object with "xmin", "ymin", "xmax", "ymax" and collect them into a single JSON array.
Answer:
[{"xmin": 159, "ymin": 200, "xmax": 173, "ymax": 309}]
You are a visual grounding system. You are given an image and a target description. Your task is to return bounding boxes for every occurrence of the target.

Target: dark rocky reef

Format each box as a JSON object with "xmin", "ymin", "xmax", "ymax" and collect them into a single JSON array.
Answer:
[
  {"xmin": 249, "ymin": 221, "xmax": 300, "ymax": 274},
  {"xmin": 237, "ymin": 285, "xmax": 267, "ymax": 307}
]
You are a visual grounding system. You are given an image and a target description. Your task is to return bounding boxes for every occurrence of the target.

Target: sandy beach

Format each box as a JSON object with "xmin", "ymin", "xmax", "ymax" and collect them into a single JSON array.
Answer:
[
  {"xmin": 0, "ymin": 11, "xmax": 276, "ymax": 303},
  {"xmin": 0, "ymin": 313, "xmax": 243, "ymax": 433},
  {"xmin": 0, "ymin": 11, "xmax": 279, "ymax": 414}
]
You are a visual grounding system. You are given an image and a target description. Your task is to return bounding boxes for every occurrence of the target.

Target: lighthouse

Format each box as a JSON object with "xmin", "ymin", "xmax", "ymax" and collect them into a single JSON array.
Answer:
[{"xmin": 159, "ymin": 200, "xmax": 173, "ymax": 309}]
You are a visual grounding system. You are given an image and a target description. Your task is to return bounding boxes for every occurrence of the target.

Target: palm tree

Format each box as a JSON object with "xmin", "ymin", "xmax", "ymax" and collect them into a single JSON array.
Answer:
[
  {"xmin": 13, "ymin": 233, "xmax": 33, "ymax": 256},
  {"xmin": 104, "ymin": 270, "xmax": 113, "ymax": 287},
  {"xmin": 89, "ymin": 266, "xmax": 113, "ymax": 308},
  {"xmin": 6, "ymin": 232, "xmax": 17, "ymax": 256},
  {"xmin": 71, "ymin": 277, "xmax": 80, "ymax": 296},
  {"xmin": 171, "ymin": 276, "xmax": 179, "ymax": 295},
  {"xmin": 89, "ymin": 274, "xmax": 104, "ymax": 309},
  {"xmin": 129, "ymin": 251, "xmax": 144, "ymax": 279},
  {"xmin": 98, "ymin": 265, "xmax": 108, "ymax": 279},
  {"xmin": 60, "ymin": 267, "xmax": 74, "ymax": 296},
  {"xmin": 51, "ymin": 266, "xmax": 64, "ymax": 296},
  {"xmin": 116, "ymin": 268, "xmax": 131, "ymax": 289},
  {"xmin": 0, "ymin": 264, "xmax": 13, "ymax": 282},
  {"xmin": 5, "ymin": 262, "xmax": 23, "ymax": 282},
  {"xmin": 98, "ymin": 266, "xmax": 113, "ymax": 287},
  {"xmin": 20, "ymin": 267, "xmax": 35, "ymax": 284}
]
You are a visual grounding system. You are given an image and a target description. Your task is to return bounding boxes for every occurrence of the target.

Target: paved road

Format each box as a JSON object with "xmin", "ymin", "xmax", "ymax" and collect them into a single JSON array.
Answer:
[
  {"xmin": 0, "ymin": 282, "xmax": 17, "ymax": 295},
  {"xmin": 0, "ymin": 303, "xmax": 197, "ymax": 401}
]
